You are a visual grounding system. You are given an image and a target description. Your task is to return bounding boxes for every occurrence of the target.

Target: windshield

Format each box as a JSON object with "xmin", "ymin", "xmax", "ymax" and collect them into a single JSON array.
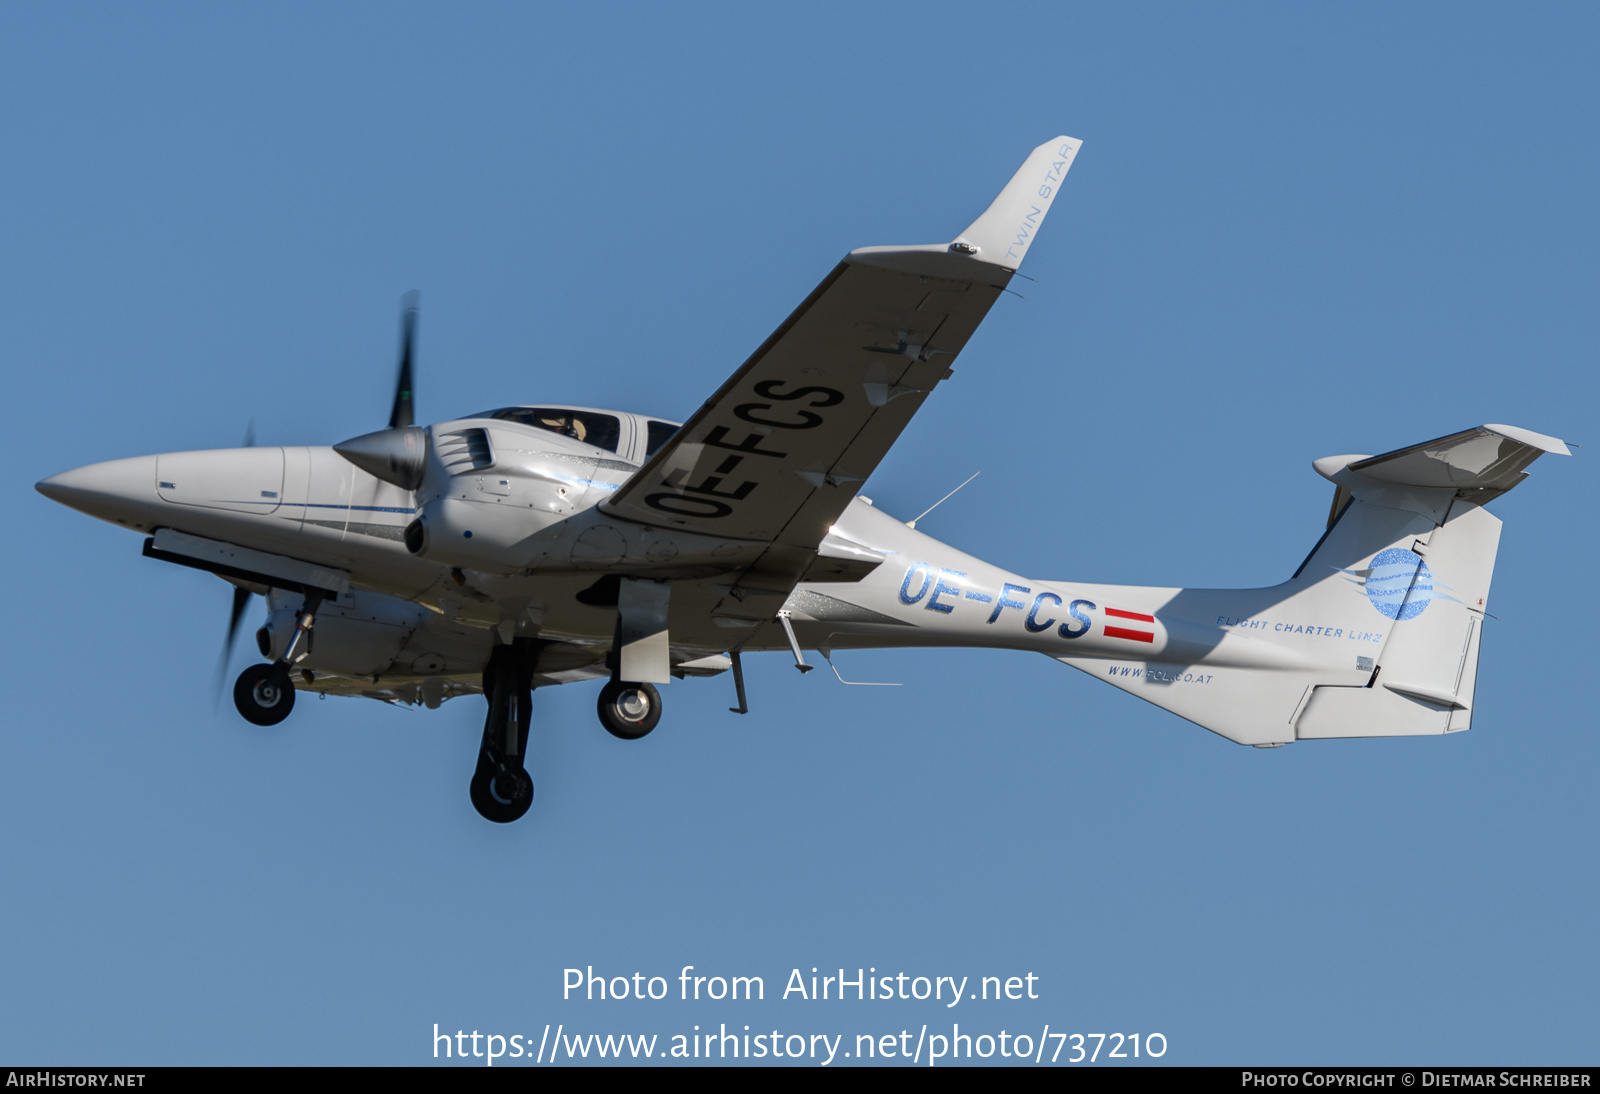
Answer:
[{"xmin": 475, "ymin": 407, "xmax": 621, "ymax": 453}]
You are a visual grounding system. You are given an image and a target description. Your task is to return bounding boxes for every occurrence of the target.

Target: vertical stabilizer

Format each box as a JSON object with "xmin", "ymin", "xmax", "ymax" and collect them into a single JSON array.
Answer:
[{"xmin": 1295, "ymin": 500, "xmax": 1500, "ymax": 738}]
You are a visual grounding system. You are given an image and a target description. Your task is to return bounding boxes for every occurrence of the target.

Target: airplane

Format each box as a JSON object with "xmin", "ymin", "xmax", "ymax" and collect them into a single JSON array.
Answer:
[{"xmin": 36, "ymin": 136, "xmax": 1570, "ymax": 823}]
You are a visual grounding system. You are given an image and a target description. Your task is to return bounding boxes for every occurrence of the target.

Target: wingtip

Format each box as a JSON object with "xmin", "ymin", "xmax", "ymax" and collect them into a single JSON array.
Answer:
[
  {"xmin": 954, "ymin": 135, "xmax": 1084, "ymax": 269},
  {"xmin": 1484, "ymin": 423, "xmax": 1570, "ymax": 456}
]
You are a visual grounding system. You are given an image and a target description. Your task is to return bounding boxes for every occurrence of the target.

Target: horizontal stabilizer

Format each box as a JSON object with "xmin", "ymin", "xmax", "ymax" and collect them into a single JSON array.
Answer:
[{"xmin": 1315, "ymin": 424, "xmax": 1569, "ymax": 507}]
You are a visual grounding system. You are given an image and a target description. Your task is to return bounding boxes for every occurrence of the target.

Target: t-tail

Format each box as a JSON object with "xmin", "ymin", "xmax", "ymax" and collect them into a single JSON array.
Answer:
[{"xmin": 1051, "ymin": 425, "xmax": 1568, "ymax": 746}]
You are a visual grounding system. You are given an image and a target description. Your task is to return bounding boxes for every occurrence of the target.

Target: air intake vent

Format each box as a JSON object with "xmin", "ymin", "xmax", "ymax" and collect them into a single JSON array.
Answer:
[{"xmin": 437, "ymin": 428, "xmax": 493, "ymax": 472}]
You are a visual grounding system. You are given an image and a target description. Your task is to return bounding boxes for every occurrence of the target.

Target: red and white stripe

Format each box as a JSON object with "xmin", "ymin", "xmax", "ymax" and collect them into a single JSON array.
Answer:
[{"xmin": 1103, "ymin": 607, "xmax": 1155, "ymax": 643}]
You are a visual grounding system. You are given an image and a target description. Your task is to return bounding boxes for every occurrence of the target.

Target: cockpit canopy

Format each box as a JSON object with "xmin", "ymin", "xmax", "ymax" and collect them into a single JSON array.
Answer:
[
  {"xmin": 482, "ymin": 407, "xmax": 621, "ymax": 451},
  {"xmin": 468, "ymin": 406, "xmax": 680, "ymax": 463}
]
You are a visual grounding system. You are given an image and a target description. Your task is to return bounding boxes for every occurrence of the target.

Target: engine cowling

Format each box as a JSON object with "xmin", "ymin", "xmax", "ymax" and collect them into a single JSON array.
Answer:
[
  {"xmin": 404, "ymin": 496, "xmax": 559, "ymax": 574},
  {"xmin": 256, "ymin": 590, "xmax": 430, "ymax": 677}
]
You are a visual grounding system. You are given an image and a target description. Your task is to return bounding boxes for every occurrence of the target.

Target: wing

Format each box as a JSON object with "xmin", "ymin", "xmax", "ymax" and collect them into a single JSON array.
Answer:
[{"xmin": 603, "ymin": 135, "xmax": 1082, "ymax": 620}]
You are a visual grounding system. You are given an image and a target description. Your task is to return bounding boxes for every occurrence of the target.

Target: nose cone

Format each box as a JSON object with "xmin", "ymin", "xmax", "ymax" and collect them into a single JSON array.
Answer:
[
  {"xmin": 36, "ymin": 455, "xmax": 160, "ymax": 526},
  {"xmin": 334, "ymin": 425, "xmax": 429, "ymax": 490}
]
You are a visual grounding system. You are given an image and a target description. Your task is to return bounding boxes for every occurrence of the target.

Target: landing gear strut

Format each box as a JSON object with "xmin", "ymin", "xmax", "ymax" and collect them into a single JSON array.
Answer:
[
  {"xmin": 232, "ymin": 589, "xmax": 323, "ymax": 726},
  {"xmin": 469, "ymin": 639, "xmax": 539, "ymax": 823},
  {"xmin": 596, "ymin": 591, "xmax": 666, "ymax": 740}
]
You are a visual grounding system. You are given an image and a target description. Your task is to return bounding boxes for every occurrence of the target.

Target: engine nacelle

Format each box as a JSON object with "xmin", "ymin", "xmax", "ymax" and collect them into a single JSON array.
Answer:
[
  {"xmin": 257, "ymin": 589, "xmax": 431, "ymax": 677},
  {"xmin": 404, "ymin": 496, "xmax": 560, "ymax": 574}
]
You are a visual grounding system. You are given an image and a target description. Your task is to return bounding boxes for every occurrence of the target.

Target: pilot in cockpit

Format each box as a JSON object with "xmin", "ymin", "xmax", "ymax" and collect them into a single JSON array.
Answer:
[{"xmin": 538, "ymin": 413, "xmax": 587, "ymax": 443}]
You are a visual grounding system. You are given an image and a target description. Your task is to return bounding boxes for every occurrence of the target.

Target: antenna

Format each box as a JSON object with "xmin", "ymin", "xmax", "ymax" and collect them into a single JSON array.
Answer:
[
  {"xmin": 818, "ymin": 639, "xmax": 901, "ymax": 687},
  {"xmin": 906, "ymin": 472, "xmax": 980, "ymax": 529}
]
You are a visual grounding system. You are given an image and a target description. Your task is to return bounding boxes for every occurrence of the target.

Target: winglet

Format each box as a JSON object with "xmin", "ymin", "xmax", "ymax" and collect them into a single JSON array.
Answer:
[{"xmin": 951, "ymin": 135, "xmax": 1082, "ymax": 270}]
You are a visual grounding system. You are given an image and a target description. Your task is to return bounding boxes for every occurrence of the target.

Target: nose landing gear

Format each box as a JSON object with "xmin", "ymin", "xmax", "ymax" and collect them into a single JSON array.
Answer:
[
  {"xmin": 234, "ymin": 662, "xmax": 296, "ymax": 725},
  {"xmin": 469, "ymin": 760, "xmax": 533, "ymax": 823},
  {"xmin": 232, "ymin": 590, "xmax": 323, "ymax": 726},
  {"xmin": 469, "ymin": 639, "xmax": 539, "ymax": 824}
]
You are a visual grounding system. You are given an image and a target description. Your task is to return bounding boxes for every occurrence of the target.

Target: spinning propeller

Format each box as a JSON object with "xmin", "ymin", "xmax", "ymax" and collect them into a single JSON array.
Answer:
[
  {"xmin": 214, "ymin": 420, "xmax": 260, "ymax": 703},
  {"xmin": 214, "ymin": 583, "xmax": 256, "ymax": 705},
  {"xmin": 335, "ymin": 291, "xmax": 430, "ymax": 489},
  {"xmin": 389, "ymin": 290, "xmax": 419, "ymax": 430},
  {"xmin": 215, "ymin": 294, "xmax": 427, "ymax": 701}
]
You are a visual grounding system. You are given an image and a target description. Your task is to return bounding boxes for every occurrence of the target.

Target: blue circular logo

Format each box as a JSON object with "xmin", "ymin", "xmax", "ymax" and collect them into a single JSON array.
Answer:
[{"xmin": 1365, "ymin": 547, "xmax": 1432, "ymax": 620}]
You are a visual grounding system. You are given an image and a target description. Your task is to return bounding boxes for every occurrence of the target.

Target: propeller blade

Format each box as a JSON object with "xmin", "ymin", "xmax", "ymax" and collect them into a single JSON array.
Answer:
[
  {"xmin": 226, "ymin": 584, "xmax": 252, "ymax": 650},
  {"xmin": 214, "ymin": 585, "xmax": 255, "ymax": 708},
  {"xmin": 242, "ymin": 419, "xmax": 256, "ymax": 448},
  {"xmin": 389, "ymin": 290, "xmax": 420, "ymax": 430}
]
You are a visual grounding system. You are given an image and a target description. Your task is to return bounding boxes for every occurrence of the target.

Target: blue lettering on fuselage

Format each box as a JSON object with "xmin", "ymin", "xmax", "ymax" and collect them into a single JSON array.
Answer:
[
  {"xmin": 892, "ymin": 563, "xmax": 1376, "ymax": 655},
  {"xmin": 1216, "ymin": 615, "xmax": 1380, "ymax": 643},
  {"xmin": 899, "ymin": 562, "xmax": 932, "ymax": 605},
  {"xmin": 988, "ymin": 583, "xmax": 1030, "ymax": 624},
  {"xmin": 927, "ymin": 569, "xmax": 966, "ymax": 614},
  {"xmin": 895, "ymin": 562, "xmax": 1100, "ymax": 641},
  {"xmin": 1026, "ymin": 592, "xmax": 1061, "ymax": 633},
  {"xmin": 1114, "ymin": 666, "xmax": 1212, "ymax": 684},
  {"xmin": 1060, "ymin": 599, "xmax": 1094, "ymax": 640}
]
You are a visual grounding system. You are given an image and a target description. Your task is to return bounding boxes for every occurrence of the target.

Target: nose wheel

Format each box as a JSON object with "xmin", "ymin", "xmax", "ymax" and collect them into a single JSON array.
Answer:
[
  {"xmin": 597, "ymin": 680, "xmax": 661, "ymax": 740},
  {"xmin": 469, "ymin": 757, "xmax": 533, "ymax": 823},
  {"xmin": 231, "ymin": 589, "xmax": 322, "ymax": 727},
  {"xmin": 234, "ymin": 663, "xmax": 295, "ymax": 726}
]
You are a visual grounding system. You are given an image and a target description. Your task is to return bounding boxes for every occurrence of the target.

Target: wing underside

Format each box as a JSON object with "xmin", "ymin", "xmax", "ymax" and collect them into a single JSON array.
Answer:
[{"xmin": 603, "ymin": 135, "xmax": 1083, "ymax": 628}]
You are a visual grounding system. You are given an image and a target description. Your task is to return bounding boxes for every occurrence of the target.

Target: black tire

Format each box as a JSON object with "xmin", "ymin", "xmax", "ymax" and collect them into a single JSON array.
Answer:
[
  {"xmin": 469, "ymin": 759, "xmax": 533, "ymax": 823},
  {"xmin": 234, "ymin": 663, "xmax": 295, "ymax": 726},
  {"xmin": 597, "ymin": 679, "xmax": 661, "ymax": 740}
]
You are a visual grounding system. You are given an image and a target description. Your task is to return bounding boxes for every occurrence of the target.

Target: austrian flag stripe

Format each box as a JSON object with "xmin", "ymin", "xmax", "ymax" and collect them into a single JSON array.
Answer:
[{"xmin": 1104, "ymin": 607, "xmax": 1156, "ymax": 643}]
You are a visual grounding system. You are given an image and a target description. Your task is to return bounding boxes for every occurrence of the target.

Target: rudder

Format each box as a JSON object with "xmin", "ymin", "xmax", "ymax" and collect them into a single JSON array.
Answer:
[{"xmin": 1295, "ymin": 499, "xmax": 1500, "ymax": 738}]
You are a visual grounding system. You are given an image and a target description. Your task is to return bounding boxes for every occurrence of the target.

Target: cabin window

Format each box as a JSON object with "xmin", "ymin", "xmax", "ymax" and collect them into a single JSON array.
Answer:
[{"xmin": 645, "ymin": 420, "xmax": 680, "ymax": 458}]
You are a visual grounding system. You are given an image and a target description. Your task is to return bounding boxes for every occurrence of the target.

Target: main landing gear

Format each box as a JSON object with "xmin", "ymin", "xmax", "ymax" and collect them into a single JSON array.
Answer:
[
  {"xmin": 233, "ymin": 590, "xmax": 323, "ymax": 726},
  {"xmin": 595, "ymin": 579, "xmax": 667, "ymax": 741},
  {"xmin": 597, "ymin": 679, "xmax": 661, "ymax": 740},
  {"xmin": 469, "ymin": 639, "xmax": 538, "ymax": 824}
]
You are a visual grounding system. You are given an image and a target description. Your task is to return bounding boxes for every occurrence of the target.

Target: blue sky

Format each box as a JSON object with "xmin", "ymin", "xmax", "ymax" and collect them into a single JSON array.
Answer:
[{"xmin": 3, "ymin": 2, "xmax": 1596, "ymax": 1066}]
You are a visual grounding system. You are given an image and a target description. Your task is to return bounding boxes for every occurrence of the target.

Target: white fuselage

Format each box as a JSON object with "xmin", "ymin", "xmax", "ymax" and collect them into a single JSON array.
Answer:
[
  {"xmin": 39, "ymin": 406, "xmax": 1417, "ymax": 745},
  {"xmin": 39, "ymin": 416, "xmax": 1363, "ymax": 669}
]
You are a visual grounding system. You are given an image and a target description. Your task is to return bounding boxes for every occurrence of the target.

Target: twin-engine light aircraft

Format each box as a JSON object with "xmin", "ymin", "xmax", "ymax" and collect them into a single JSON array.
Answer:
[{"xmin": 38, "ymin": 137, "xmax": 1569, "ymax": 823}]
